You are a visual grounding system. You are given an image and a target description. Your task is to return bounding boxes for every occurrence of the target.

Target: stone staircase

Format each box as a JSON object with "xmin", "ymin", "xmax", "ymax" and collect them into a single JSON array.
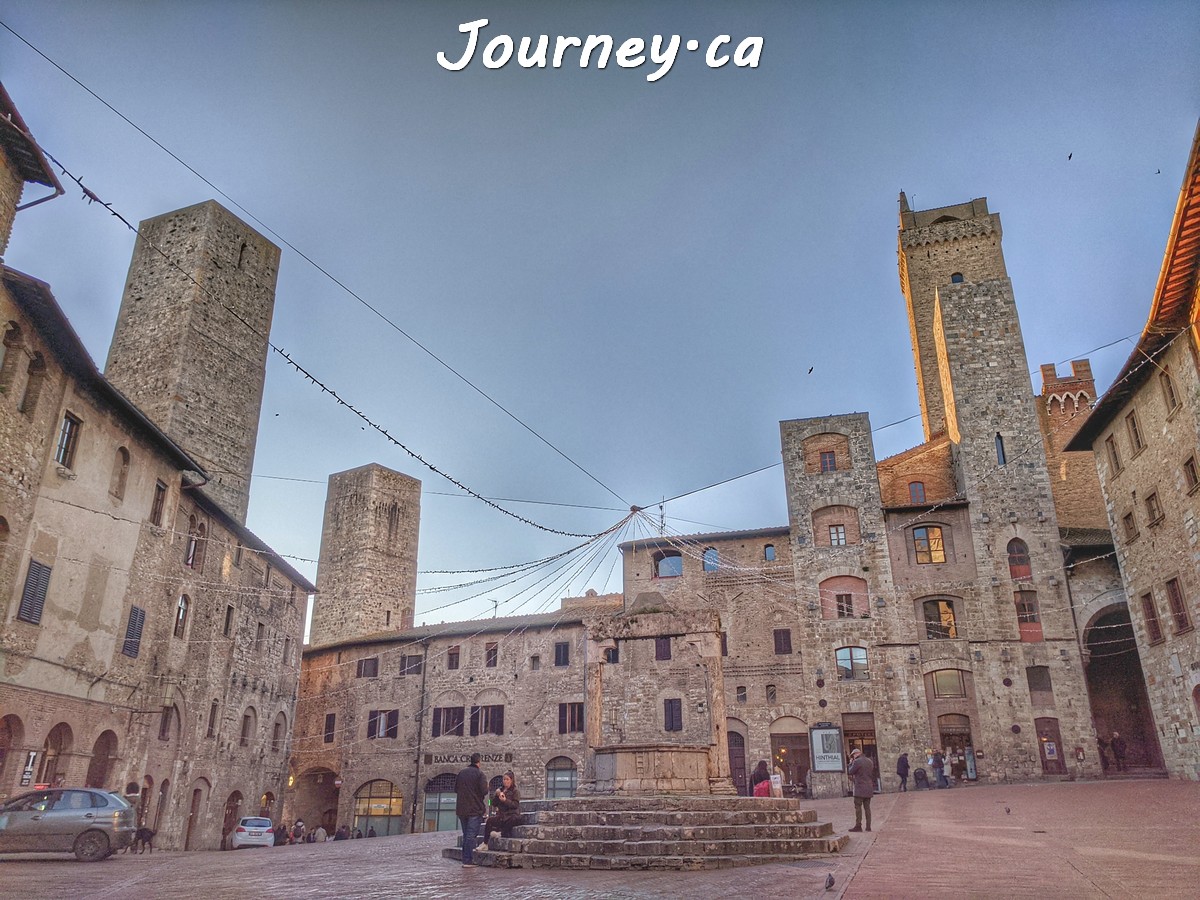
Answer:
[{"xmin": 442, "ymin": 795, "xmax": 848, "ymax": 870}]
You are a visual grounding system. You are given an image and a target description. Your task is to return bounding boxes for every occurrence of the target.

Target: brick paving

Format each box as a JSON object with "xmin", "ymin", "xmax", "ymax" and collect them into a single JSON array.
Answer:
[{"xmin": 0, "ymin": 780, "xmax": 1195, "ymax": 898}]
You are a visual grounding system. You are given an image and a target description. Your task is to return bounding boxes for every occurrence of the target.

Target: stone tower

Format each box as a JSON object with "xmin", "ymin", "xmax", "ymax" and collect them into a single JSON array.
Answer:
[
  {"xmin": 310, "ymin": 464, "xmax": 421, "ymax": 647},
  {"xmin": 105, "ymin": 200, "xmax": 280, "ymax": 523},
  {"xmin": 1037, "ymin": 360, "xmax": 1109, "ymax": 530}
]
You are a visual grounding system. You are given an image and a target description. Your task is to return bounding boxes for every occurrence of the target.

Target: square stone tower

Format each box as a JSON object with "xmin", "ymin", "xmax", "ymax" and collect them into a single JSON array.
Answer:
[
  {"xmin": 105, "ymin": 200, "xmax": 280, "ymax": 523},
  {"xmin": 310, "ymin": 463, "xmax": 421, "ymax": 647}
]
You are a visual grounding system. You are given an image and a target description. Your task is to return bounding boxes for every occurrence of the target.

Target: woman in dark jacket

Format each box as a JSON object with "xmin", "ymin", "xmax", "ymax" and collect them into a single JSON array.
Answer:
[
  {"xmin": 896, "ymin": 753, "xmax": 910, "ymax": 792},
  {"xmin": 749, "ymin": 759, "xmax": 771, "ymax": 795},
  {"xmin": 484, "ymin": 771, "xmax": 521, "ymax": 840}
]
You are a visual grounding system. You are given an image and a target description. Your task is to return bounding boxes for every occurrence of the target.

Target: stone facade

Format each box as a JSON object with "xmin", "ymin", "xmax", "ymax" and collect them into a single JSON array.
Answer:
[{"xmin": 105, "ymin": 201, "xmax": 280, "ymax": 525}]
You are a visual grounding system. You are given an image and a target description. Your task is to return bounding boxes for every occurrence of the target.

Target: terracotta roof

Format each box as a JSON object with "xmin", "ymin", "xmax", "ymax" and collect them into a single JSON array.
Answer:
[
  {"xmin": 1059, "ymin": 527, "xmax": 1114, "ymax": 549},
  {"xmin": 1067, "ymin": 120, "xmax": 1200, "ymax": 449}
]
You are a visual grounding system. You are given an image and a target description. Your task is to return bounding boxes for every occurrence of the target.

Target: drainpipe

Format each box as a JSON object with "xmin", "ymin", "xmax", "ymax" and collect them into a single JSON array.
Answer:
[{"xmin": 409, "ymin": 640, "xmax": 429, "ymax": 835}]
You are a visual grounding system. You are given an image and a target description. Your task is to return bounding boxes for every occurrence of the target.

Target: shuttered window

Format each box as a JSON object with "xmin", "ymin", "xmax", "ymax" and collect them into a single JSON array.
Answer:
[
  {"xmin": 122, "ymin": 605, "xmax": 146, "ymax": 657},
  {"xmin": 469, "ymin": 704, "xmax": 504, "ymax": 736},
  {"xmin": 17, "ymin": 560, "xmax": 52, "ymax": 624}
]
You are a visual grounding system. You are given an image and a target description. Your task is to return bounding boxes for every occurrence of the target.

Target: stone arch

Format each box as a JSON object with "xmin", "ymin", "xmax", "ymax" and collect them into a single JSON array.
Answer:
[
  {"xmin": 812, "ymin": 504, "xmax": 861, "ymax": 547},
  {"xmin": 37, "ymin": 721, "xmax": 73, "ymax": 785},
  {"xmin": 472, "ymin": 687, "xmax": 507, "ymax": 707},
  {"xmin": 271, "ymin": 710, "xmax": 288, "ymax": 752},
  {"xmin": 431, "ymin": 689, "xmax": 467, "ymax": 708},
  {"xmin": 0, "ymin": 713, "xmax": 24, "ymax": 784},
  {"xmin": 802, "ymin": 432, "xmax": 851, "ymax": 473},
  {"xmin": 293, "ymin": 766, "xmax": 340, "ymax": 835},
  {"xmin": 184, "ymin": 776, "xmax": 211, "ymax": 851},
  {"xmin": 818, "ymin": 574, "xmax": 869, "ymax": 619},
  {"xmin": 221, "ymin": 790, "xmax": 245, "ymax": 846},
  {"xmin": 84, "ymin": 729, "xmax": 119, "ymax": 788},
  {"xmin": 353, "ymin": 779, "xmax": 405, "ymax": 837}
]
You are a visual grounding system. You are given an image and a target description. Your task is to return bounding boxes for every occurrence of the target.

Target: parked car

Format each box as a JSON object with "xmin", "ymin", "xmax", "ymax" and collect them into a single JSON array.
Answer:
[
  {"xmin": 0, "ymin": 787, "xmax": 136, "ymax": 861},
  {"xmin": 230, "ymin": 816, "xmax": 275, "ymax": 849}
]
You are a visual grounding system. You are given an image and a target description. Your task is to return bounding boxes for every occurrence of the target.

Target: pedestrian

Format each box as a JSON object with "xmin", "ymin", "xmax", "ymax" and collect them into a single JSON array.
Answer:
[
  {"xmin": 313, "ymin": 823, "xmax": 328, "ymax": 842},
  {"xmin": 291, "ymin": 819, "xmax": 305, "ymax": 844},
  {"xmin": 484, "ymin": 770, "xmax": 521, "ymax": 841},
  {"xmin": 749, "ymin": 759, "xmax": 771, "ymax": 797},
  {"xmin": 896, "ymin": 752, "xmax": 910, "ymax": 792},
  {"xmin": 1110, "ymin": 731, "xmax": 1127, "ymax": 772},
  {"xmin": 333, "ymin": 824, "xmax": 349, "ymax": 841},
  {"xmin": 847, "ymin": 748, "xmax": 875, "ymax": 833},
  {"xmin": 366, "ymin": 826, "xmax": 375, "ymax": 838},
  {"xmin": 455, "ymin": 751, "xmax": 488, "ymax": 868},
  {"xmin": 932, "ymin": 749, "xmax": 948, "ymax": 788}
]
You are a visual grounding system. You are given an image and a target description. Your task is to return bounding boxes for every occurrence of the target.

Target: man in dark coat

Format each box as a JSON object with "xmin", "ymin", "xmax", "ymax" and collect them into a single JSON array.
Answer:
[
  {"xmin": 847, "ymin": 748, "xmax": 875, "ymax": 832},
  {"xmin": 932, "ymin": 749, "xmax": 948, "ymax": 788},
  {"xmin": 1110, "ymin": 731, "xmax": 1127, "ymax": 772},
  {"xmin": 455, "ymin": 752, "xmax": 488, "ymax": 867},
  {"xmin": 896, "ymin": 753, "xmax": 910, "ymax": 792}
]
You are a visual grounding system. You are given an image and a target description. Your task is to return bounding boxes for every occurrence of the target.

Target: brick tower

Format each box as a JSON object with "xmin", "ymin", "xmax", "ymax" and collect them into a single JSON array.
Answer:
[
  {"xmin": 309, "ymin": 464, "xmax": 421, "ymax": 647},
  {"xmin": 1037, "ymin": 360, "xmax": 1109, "ymax": 530},
  {"xmin": 105, "ymin": 200, "xmax": 280, "ymax": 524}
]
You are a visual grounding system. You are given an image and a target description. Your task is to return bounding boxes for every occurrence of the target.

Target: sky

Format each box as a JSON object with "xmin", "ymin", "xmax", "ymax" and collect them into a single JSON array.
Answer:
[{"xmin": 1, "ymin": 1, "xmax": 1197, "ymax": 630}]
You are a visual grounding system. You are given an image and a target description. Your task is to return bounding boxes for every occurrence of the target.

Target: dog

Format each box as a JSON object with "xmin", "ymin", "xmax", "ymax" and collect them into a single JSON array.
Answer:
[{"xmin": 126, "ymin": 827, "xmax": 155, "ymax": 854}]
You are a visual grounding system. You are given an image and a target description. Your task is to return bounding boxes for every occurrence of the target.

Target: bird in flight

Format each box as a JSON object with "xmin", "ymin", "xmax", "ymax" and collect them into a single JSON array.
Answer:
[
  {"xmin": 808, "ymin": 366, "xmax": 814, "ymax": 374},
  {"xmin": 1067, "ymin": 153, "xmax": 1072, "ymax": 161}
]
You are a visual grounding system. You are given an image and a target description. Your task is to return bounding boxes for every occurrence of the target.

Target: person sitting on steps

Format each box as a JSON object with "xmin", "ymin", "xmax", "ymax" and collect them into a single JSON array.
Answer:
[{"xmin": 484, "ymin": 771, "xmax": 521, "ymax": 842}]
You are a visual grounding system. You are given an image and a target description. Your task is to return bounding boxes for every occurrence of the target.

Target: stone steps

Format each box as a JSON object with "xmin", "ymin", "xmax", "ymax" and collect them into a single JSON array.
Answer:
[{"xmin": 442, "ymin": 795, "xmax": 848, "ymax": 870}]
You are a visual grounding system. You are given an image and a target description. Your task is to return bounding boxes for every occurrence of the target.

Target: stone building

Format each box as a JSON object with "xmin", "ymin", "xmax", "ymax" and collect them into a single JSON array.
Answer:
[
  {"xmin": 0, "ymin": 82, "xmax": 316, "ymax": 850},
  {"xmin": 1066, "ymin": 122, "xmax": 1200, "ymax": 780}
]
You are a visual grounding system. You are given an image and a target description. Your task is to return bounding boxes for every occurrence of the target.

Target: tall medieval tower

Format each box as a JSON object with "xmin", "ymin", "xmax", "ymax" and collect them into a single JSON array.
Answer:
[
  {"xmin": 309, "ymin": 463, "xmax": 421, "ymax": 647},
  {"xmin": 105, "ymin": 200, "xmax": 280, "ymax": 524}
]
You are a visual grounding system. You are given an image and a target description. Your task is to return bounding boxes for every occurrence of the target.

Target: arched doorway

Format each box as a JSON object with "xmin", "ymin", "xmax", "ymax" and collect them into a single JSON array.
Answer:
[
  {"xmin": 0, "ymin": 714, "xmax": 24, "ymax": 789},
  {"xmin": 545, "ymin": 756, "xmax": 577, "ymax": 798},
  {"xmin": 221, "ymin": 791, "xmax": 244, "ymax": 849},
  {"xmin": 259, "ymin": 791, "xmax": 275, "ymax": 819},
  {"xmin": 354, "ymin": 779, "xmax": 405, "ymax": 836},
  {"xmin": 422, "ymin": 772, "xmax": 458, "ymax": 833},
  {"xmin": 293, "ymin": 767, "xmax": 340, "ymax": 831},
  {"xmin": 1083, "ymin": 606, "xmax": 1162, "ymax": 770},
  {"xmin": 85, "ymin": 730, "xmax": 118, "ymax": 788},
  {"xmin": 1034, "ymin": 717, "xmax": 1066, "ymax": 774},
  {"xmin": 155, "ymin": 779, "xmax": 170, "ymax": 832},
  {"xmin": 184, "ymin": 778, "xmax": 210, "ymax": 851},
  {"xmin": 36, "ymin": 722, "xmax": 72, "ymax": 786},
  {"xmin": 768, "ymin": 716, "xmax": 810, "ymax": 790},
  {"xmin": 727, "ymin": 729, "xmax": 748, "ymax": 795}
]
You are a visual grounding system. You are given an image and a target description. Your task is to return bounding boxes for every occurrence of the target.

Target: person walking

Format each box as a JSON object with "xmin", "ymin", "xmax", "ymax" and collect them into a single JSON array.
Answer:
[
  {"xmin": 932, "ymin": 749, "xmax": 948, "ymax": 788},
  {"xmin": 455, "ymin": 752, "xmax": 488, "ymax": 868},
  {"xmin": 847, "ymin": 748, "xmax": 875, "ymax": 833},
  {"xmin": 896, "ymin": 752, "xmax": 910, "ymax": 792},
  {"xmin": 1110, "ymin": 731, "xmax": 1127, "ymax": 772}
]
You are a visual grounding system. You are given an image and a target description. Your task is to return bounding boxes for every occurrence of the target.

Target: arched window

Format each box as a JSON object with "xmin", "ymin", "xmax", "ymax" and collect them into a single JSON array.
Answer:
[
  {"xmin": 950, "ymin": 272, "xmax": 965, "ymax": 283},
  {"xmin": 174, "ymin": 595, "xmax": 190, "ymax": 638},
  {"xmin": 763, "ymin": 544, "xmax": 775, "ymax": 562},
  {"xmin": 240, "ymin": 707, "xmax": 257, "ymax": 747},
  {"xmin": 995, "ymin": 433, "xmax": 1006, "ymax": 466},
  {"xmin": 110, "ymin": 447, "xmax": 130, "ymax": 500},
  {"xmin": 0, "ymin": 322, "xmax": 22, "ymax": 391},
  {"xmin": 272, "ymin": 712, "xmax": 287, "ymax": 752},
  {"xmin": 703, "ymin": 547, "xmax": 719, "ymax": 572},
  {"xmin": 354, "ymin": 780, "xmax": 405, "ymax": 836},
  {"xmin": 545, "ymin": 756, "xmax": 578, "ymax": 798},
  {"xmin": 423, "ymin": 773, "xmax": 458, "ymax": 832},
  {"xmin": 19, "ymin": 353, "xmax": 46, "ymax": 417},
  {"xmin": 835, "ymin": 646, "xmax": 869, "ymax": 681},
  {"xmin": 909, "ymin": 481, "xmax": 926, "ymax": 503},
  {"xmin": 1007, "ymin": 539, "xmax": 1031, "ymax": 580},
  {"xmin": 653, "ymin": 550, "xmax": 683, "ymax": 578}
]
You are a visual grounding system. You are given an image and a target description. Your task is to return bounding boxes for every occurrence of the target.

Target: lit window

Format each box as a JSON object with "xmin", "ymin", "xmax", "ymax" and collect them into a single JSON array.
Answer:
[
  {"xmin": 820, "ymin": 451, "xmax": 837, "ymax": 473},
  {"xmin": 703, "ymin": 547, "xmax": 719, "ymax": 572},
  {"xmin": 909, "ymin": 481, "xmax": 926, "ymax": 503},
  {"xmin": 654, "ymin": 551, "xmax": 683, "ymax": 578},
  {"xmin": 913, "ymin": 526, "xmax": 946, "ymax": 564},
  {"xmin": 1126, "ymin": 411, "xmax": 1144, "ymax": 452},
  {"xmin": 923, "ymin": 599, "xmax": 957, "ymax": 639},
  {"xmin": 1165, "ymin": 578, "xmax": 1193, "ymax": 633},
  {"xmin": 829, "ymin": 524, "xmax": 847, "ymax": 546},
  {"xmin": 55, "ymin": 412, "xmax": 82, "ymax": 468},
  {"xmin": 835, "ymin": 646, "xmax": 869, "ymax": 681}
]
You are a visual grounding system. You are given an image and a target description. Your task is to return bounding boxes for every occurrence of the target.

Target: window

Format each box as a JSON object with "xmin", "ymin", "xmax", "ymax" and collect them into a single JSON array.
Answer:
[
  {"xmin": 773, "ymin": 629, "xmax": 793, "ymax": 655},
  {"xmin": 206, "ymin": 700, "xmax": 219, "ymax": 738},
  {"xmin": 1126, "ymin": 411, "xmax": 1144, "ymax": 452},
  {"xmin": 264, "ymin": 564, "xmax": 272, "ymax": 587},
  {"xmin": 820, "ymin": 450, "xmax": 837, "ymax": 472},
  {"xmin": 530, "ymin": 654, "xmax": 541, "ymax": 671},
  {"xmin": 764, "ymin": 544, "xmax": 776, "ymax": 562},
  {"xmin": 554, "ymin": 642, "xmax": 570, "ymax": 667},
  {"xmin": 604, "ymin": 645, "xmax": 620, "ymax": 664},
  {"xmin": 184, "ymin": 519, "xmax": 206, "ymax": 570},
  {"xmin": 655, "ymin": 636, "xmax": 672, "ymax": 661},
  {"xmin": 1140, "ymin": 593, "xmax": 1165, "ymax": 644},
  {"xmin": 18, "ymin": 353, "xmax": 46, "ymax": 416},
  {"xmin": 1165, "ymin": 578, "xmax": 1192, "ymax": 633},
  {"xmin": 223, "ymin": 604, "xmax": 235, "ymax": 637},
  {"xmin": 950, "ymin": 272, "xmax": 964, "ymax": 283},
  {"xmin": 55, "ymin": 412, "xmax": 81, "ymax": 468},
  {"xmin": 470, "ymin": 704, "xmax": 504, "ymax": 736},
  {"xmin": 272, "ymin": 715, "xmax": 286, "ymax": 752},
  {"xmin": 367, "ymin": 709, "xmax": 399, "ymax": 740},
  {"xmin": 1184, "ymin": 457, "xmax": 1199, "ymax": 493},
  {"xmin": 122, "ymin": 605, "xmax": 146, "ymax": 658},
  {"xmin": 283, "ymin": 637, "xmax": 292, "ymax": 666},
  {"xmin": 356, "ymin": 657, "xmax": 379, "ymax": 678},
  {"xmin": 932, "ymin": 669, "xmax": 966, "ymax": 698},
  {"xmin": 400, "ymin": 654, "xmax": 423, "ymax": 675},
  {"xmin": 159, "ymin": 706, "xmax": 176, "ymax": 742},
  {"xmin": 663, "ymin": 698, "xmax": 683, "ymax": 732},
  {"xmin": 174, "ymin": 595, "xmax": 189, "ymax": 639},
  {"xmin": 485, "ymin": 642, "xmax": 498, "ymax": 668},
  {"xmin": 149, "ymin": 480, "xmax": 167, "ymax": 526},
  {"xmin": 1146, "ymin": 492, "xmax": 1164, "ymax": 524},
  {"xmin": 829, "ymin": 524, "xmax": 847, "ymax": 546},
  {"xmin": 110, "ymin": 447, "xmax": 130, "ymax": 500},
  {"xmin": 1007, "ymin": 539, "xmax": 1032, "ymax": 580},
  {"xmin": 432, "ymin": 706, "xmax": 465, "ymax": 737},
  {"xmin": 654, "ymin": 550, "xmax": 683, "ymax": 578},
  {"xmin": 233, "ymin": 541, "xmax": 243, "ymax": 566},
  {"xmin": 703, "ymin": 547, "xmax": 719, "ymax": 572},
  {"xmin": 1015, "ymin": 589, "xmax": 1043, "ymax": 642},
  {"xmin": 995, "ymin": 433, "xmax": 1006, "ymax": 466},
  {"xmin": 923, "ymin": 599, "xmax": 958, "ymax": 639},
  {"xmin": 1122, "ymin": 512, "xmax": 1139, "ymax": 542},
  {"xmin": 836, "ymin": 593, "xmax": 855, "ymax": 618},
  {"xmin": 324, "ymin": 713, "xmax": 336, "ymax": 744},
  {"xmin": 545, "ymin": 757, "xmax": 577, "ymax": 799},
  {"xmin": 1026, "ymin": 666, "xmax": 1054, "ymax": 707},
  {"xmin": 720, "ymin": 632, "xmax": 728, "ymax": 657},
  {"xmin": 909, "ymin": 481, "xmax": 926, "ymax": 504},
  {"xmin": 255, "ymin": 621, "xmax": 265, "ymax": 651},
  {"xmin": 835, "ymin": 646, "xmax": 869, "ymax": 681},
  {"xmin": 17, "ymin": 560, "xmax": 51, "ymax": 625},
  {"xmin": 447, "ymin": 646, "xmax": 460, "ymax": 670},
  {"xmin": 558, "ymin": 702, "xmax": 584, "ymax": 734},
  {"xmin": 240, "ymin": 712, "xmax": 254, "ymax": 747},
  {"xmin": 1105, "ymin": 435, "xmax": 1122, "ymax": 473},
  {"xmin": 1160, "ymin": 368, "xmax": 1180, "ymax": 411},
  {"xmin": 765, "ymin": 684, "xmax": 777, "ymax": 703},
  {"xmin": 735, "ymin": 685, "xmax": 747, "ymax": 704},
  {"xmin": 913, "ymin": 526, "xmax": 946, "ymax": 564}
]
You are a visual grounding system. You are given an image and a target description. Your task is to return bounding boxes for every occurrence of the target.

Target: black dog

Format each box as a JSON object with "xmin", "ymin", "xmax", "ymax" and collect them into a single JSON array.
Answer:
[{"xmin": 127, "ymin": 827, "xmax": 155, "ymax": 854}]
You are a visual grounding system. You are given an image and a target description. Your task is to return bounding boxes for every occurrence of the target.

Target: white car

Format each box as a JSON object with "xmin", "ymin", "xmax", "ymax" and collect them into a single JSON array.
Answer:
[{"xmin": 230, "ymin": 816, "xmax": 274, "ymax": 849}]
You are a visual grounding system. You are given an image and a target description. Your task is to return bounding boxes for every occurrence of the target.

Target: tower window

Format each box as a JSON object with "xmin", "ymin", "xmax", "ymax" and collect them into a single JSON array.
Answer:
[
  {"xmin": 655, "ymin": 636, "xmax": 672, "ymax": 660},
  {"xmin": 1140, "ymin": 593, "xmax": 1164, "ymax": 644},
  {"xmin": 765, "ymin": 683, "xmax": 777, "ymax": 703},
  {"xmin": 995, "ymin": 433, "xmax": 1006, "ymax": 466},
  {"xmin": 1184, "ymin": 456, "xmax": 1199, "ymax": 492},
  {"xmin": 922, "ymin": 599, "xmax": 958, "ymax": 639},
  {"xmin": 1165, "ymin": 578, "xmax": 1192, "ymax": 633},
  {"xmin": 702, "ymin": 547, "xmax": 719, "ymax": 572},
  {"xmin": 820, "ymin": 450, "xmax": 837, "ymax": 472},
  {"xmin": 174, "ymin": 595, "xmax": 190, "ymax": 639},
  {"xmin": 1145, "ymin": 492, "xmax": 1163, "ymax": 524},
  {"xmin": 663, "ymin": 698, "xmax": 683, "ymax": 732},
  {"xmin": 950, "ymin": 272, "xmax": 964, "ymax": 283},
  {"xmin": 829, "ymin": 524, "xmax": 847, "ymax": 546},
  {"xmin": 773, "ymin": 629, "xmax": 793, "ymax": 654},
  {"xmin": 835, "ymin": 646, "xmax": 869, "ymax": 681},
  {"xmin": 1105, "ymin": 435, "xmax": 1121, "ymax": 473},
  {"xmin": 653, "ymin": 550, "xmax": 683, "ymax": 578},
  {"xmin": 150, "ymin": 480, "xmax": 167, "ymax": 526},
  {"xmin": 1007, "ymin": 539, "xmax": 1032, "ymax": 580},
  {"xmin": 1122, "ymin": 512, "xmax": 1139, "ymax": 542},
  {"xmin": 908, "ymin": 481, "xmax": 926, "ymax": 503},
  {"xmin": 1160, "ymin": 368, "xmax": 1180, "ymax": 412},
  {"xmin": 836, "ymin": 593, "xmax": 855, "ymax": 618},
  {"xmin": 735, "ymin": 685, "xmax": 747, "ymax": 703},
  {"xmin": 763, "ymin": 544, "xmax": 776, "ymax": 561}
]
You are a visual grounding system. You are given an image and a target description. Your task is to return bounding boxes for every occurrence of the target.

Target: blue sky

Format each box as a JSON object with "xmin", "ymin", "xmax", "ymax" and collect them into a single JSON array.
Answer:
[{"xmin": 1, "ymin": 2, "xmax": 1197, "ymax": 627}]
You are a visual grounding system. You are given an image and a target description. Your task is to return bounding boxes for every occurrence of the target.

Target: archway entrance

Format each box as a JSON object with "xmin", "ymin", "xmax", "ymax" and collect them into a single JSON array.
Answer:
[
  {"xmin": 1083, "ymin": 607, "xmax": 1162, "ymax": 770},
  {"xmin": 259, "ymin": 791, "xmax": 275, "ymax": 819},
  {"xmin": 354, "ymin": 780, "xmax": 405, "ymax": 836},
  {"xmin": 184, "ymin": 778, "xmax": 210, "ymax": 850},
  {"xmin": 769, "ymin": 716, "xmax": 811, "ymax": 792},
  {"xmin": 85, "ymin": 730, "xmax": 118, "ymax": 788},
  {"xmin": 0, "ymin": 714, "xmax": 25, "ymax": 790},
  {"xmin": 36, "ymin": 722, "xmax": 72, "ymax": 786},
  {"xmin": 293, "ymin": 767, "xmax": 340, "ymax": 831},
  {"xmin": 221, "ymin": 791, "xmax": 244, "ymax": 848},
  {"xmin": 727, "ymin": 730, "xmax": 748, "ymax": 795}
]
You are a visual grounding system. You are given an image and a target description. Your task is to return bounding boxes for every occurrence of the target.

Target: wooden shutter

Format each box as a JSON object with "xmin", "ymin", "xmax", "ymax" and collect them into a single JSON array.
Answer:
[
  {"xmin": 367, "ymin": 710, "xmax": 379, "ymax": 739},
  {"xmin": 469, "ymin": 706, "xmax": 480, "ymax": 737},
  {"xmin": 386, "ymin": 709, "xmax": 399, "ymax": 738},
  {"xmin": 432, "ymin": 708, "xmax": 443, "ymax": 738},
  {"xmin": 493, "ymin": 705, "xmax": 504, "ymax": 735},
  {"xmin": 121, "ymin": 605, "xmax": 145, "ymax": 657},
  {"xmin": 17, "ymin": 560, "xmax": 51, "ymax": 624}
]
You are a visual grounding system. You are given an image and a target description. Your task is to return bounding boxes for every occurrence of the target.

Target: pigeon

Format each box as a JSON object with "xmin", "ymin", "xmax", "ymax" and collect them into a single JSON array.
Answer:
[
  {"xmin": 1005, "ymin": 806, "xmax": 1011, "ymax": 815},
  {"xmin": 825, "ymin": 873, "xmax": 835, "ymax": 890},
  {"xmin": 1156, "ymin": 169, "xmax": 1161, "ymax": 174},
  {"xmin": 808, "ymin": 366, "xmax": 814, "ymax": 374},
  {"xmin": 1067, "ymin": 153, "xmax": 1072, "ymax": 160}
]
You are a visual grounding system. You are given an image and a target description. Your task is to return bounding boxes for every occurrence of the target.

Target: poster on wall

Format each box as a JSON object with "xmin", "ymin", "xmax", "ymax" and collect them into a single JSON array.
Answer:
[{"xmin": 810, "ymin": 724, "xmax": 844, "ymax": 772}]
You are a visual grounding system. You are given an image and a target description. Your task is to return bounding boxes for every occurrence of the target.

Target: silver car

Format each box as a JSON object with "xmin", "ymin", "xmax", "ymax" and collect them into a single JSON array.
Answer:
[{"xmin": 0, "ymin": 788, "xmax": 137, "ymax": 860}]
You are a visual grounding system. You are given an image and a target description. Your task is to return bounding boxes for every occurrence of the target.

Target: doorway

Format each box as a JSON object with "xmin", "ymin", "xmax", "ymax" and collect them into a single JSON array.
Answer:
[
  {"xmin": 1083, "ymin": 607, "xmax": 1163, "ymax": 769},
  {"xmin": 727, "ymin": 731, "xmax": 748, "ymax": 795},
  {"xmin": 842, "ymin": 713, "xmax": 880, "ymax": 792},
  {"xmin": 1034, "ymin": 717, "xmax": 1066, "ymax": 774}
]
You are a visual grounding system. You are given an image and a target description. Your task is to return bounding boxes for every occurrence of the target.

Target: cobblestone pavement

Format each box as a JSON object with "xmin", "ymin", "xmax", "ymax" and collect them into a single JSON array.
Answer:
[{"xmin": 1, "ymin": 780, "xmax": 1196, "ymax": 899}]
